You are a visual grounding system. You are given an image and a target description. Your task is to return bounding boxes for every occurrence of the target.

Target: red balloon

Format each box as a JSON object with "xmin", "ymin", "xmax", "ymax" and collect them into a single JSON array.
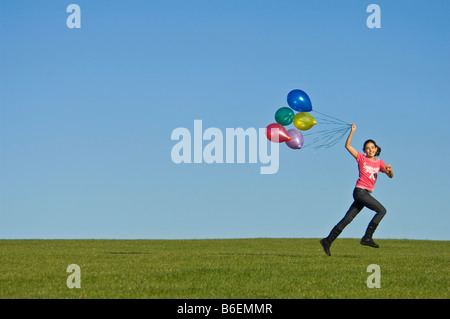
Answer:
[{"xmin": 266, "ymin": 123, "xmax": 291, "ymax": 143}]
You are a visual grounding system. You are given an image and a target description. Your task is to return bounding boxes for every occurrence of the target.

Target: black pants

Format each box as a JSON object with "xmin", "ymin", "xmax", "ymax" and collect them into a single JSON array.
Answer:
[{"xmin": 335, "ymin": 187, "xmax": 387, "ymax": 233}]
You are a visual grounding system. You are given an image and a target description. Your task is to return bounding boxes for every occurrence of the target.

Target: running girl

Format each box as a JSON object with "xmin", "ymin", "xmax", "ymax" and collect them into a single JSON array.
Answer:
[{"xmin": 320, "ymin": 123, "xmax": 394, "ymax": 256}]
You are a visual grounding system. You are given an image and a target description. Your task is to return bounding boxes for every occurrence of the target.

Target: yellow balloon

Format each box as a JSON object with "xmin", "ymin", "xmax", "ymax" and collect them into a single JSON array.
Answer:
[{"xmin": 293, "ymin": 112, "xmax": 317, "ymax": 130}]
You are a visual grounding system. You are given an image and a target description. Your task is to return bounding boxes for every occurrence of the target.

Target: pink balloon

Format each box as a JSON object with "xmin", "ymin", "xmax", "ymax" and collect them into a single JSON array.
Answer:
[
  {"xmin": 286, "ymin": 129, "xmax": 304, "ymax": 149},
  {"xmin": 266, "ymin": 123, "xmax": 291, "ymax": 143}
]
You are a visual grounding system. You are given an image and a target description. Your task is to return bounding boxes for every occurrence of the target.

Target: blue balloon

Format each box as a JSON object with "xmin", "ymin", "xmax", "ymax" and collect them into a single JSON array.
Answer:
[{"xmin": 287, "ymin": 89, "xmax": 312, "ymax": 112}]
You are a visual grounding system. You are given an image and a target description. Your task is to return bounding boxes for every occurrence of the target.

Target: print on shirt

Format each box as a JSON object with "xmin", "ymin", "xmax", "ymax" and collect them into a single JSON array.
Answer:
[{"xmin": 363, "ymin": 163, "xmax": 380, "ymax": 181}]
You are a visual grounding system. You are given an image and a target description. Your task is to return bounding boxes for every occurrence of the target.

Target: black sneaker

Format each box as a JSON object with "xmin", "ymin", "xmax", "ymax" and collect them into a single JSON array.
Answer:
[
  {"xmin": 360, "ymin": 238, "xmax": 379, "ymax": 248},
  {"xmin": 320, "ymin": 238, "xmax": 331, "ymax": 256}
]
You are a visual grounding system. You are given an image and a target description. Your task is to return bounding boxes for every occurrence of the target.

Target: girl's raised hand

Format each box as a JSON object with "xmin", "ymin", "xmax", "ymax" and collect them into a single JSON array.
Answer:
[{"xmin": 351, "ymin": 123, "xmax": 356, "ymax": 132}]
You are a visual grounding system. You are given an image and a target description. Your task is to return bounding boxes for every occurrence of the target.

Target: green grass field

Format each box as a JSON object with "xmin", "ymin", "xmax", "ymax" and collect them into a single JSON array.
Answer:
[{"xmin": 0, "ymin": 238, "xmax": 448, "ymax": 299}]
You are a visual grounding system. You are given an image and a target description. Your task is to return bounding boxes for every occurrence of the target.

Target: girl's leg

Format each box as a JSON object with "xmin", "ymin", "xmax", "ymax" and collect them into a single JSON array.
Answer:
[
  {"xmin": 320, "ymin": 194, "xmax": 364, "ymax": 256},
  {"xmin": 354, "ymin": 189, "xmax": 387, "ymax": 247},
  {"xmin": 335, "ymin": 200, "xmax": 365, "ymax": 233},
  {"xmin": 354, "ymin": 190, "xmax": 387, "ymax": 225}
]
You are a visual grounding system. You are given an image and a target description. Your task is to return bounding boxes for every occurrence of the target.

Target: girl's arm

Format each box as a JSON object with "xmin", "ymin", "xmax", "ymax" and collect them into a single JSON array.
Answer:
[
  {"xmin": 382, "ymin": 165, "xmax": 394, "ymax": 178},
  {"xmin": 345, "ymin": 123, "xmax": 358, "ymax": 159}
]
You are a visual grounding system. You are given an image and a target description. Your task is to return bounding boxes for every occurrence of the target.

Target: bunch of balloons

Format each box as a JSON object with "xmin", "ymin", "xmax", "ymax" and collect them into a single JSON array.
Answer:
[{"xmin": 266, "ymin": 89, "xmax": 317, "ymax": 150}]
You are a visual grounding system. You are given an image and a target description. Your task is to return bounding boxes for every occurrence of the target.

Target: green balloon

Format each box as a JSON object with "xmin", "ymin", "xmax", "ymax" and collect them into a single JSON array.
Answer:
[{"xmin": 275, "ymin": 107, "xmax": 295, "ymax": 126}]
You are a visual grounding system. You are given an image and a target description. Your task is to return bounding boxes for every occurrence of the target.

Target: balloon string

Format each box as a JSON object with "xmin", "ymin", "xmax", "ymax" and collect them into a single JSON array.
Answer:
[
  {"xmin": 313, "ymin": 127, "xmax": 350, "ymax": 150},
  {"xmin": 306, "ymin": 129, "xmax": 347, "ymax": 141},
  {"xmin": 315, "ymin": 118, "xmax": 351, "ymax": 126},
  {"xmin": 324, "ymin": 129, "xmax": 349, "ymax": 149},
  {"xmin": 312, "ymin": 115, "xmax": 348, "ymax": 125},
  {"xmin": 312, "ymin": 110, "xmax": 351, "ymax": 125},
  {"xmin": 313, "ymin": 118, "xmax": 347, "ymax": 125},
  {"xmin": 290, "ymin": 109, "xmax": 351, "ymax": 151},
  {"xmin": 301, "ymin": 126, "xmax": 351, "ymax": 150},
  {"xmin": 306, "ymin": 129, "xmax": 348, "ymax": 147},
  {"xmin": 303, "ymin": 125, "xmax": 350, "ymax": 136},
  {"xmin": 312, "ymin": 110, "xmax": 350, "ymax": 124},
  {"xmin": 316, "ymin": 128, "xmax": 349, "ymax": 149}
]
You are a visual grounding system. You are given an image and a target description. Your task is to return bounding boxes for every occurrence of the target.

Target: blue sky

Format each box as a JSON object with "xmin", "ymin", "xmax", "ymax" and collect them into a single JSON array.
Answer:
[{"xmin": 0, "ymin": 0, "xmax": 449, "ymax": 240}]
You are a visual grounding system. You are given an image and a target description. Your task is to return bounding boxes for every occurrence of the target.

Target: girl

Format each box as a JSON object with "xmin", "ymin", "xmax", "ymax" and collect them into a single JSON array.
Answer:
[{"xmin": 320, "ymin": 123, "xmax": 393, "ymax": 256}]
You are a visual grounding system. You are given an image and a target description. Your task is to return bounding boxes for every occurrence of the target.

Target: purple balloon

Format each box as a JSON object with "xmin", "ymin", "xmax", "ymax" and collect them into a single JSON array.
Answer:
[{"xmin": 286, "ymin": 129, "xmax": 304, "ymax": 149}]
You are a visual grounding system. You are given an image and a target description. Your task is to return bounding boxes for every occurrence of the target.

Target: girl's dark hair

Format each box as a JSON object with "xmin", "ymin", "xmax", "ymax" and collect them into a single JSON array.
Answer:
[{"xmin": 363, "ymin": 139, "xmax": 381, "ymax": 156}]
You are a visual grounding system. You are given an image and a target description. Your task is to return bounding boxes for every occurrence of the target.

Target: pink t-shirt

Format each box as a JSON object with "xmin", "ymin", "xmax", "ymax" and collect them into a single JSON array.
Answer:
[{"xmin": 355, "ymin": 152, "xmax": 386, "ymax": 192}]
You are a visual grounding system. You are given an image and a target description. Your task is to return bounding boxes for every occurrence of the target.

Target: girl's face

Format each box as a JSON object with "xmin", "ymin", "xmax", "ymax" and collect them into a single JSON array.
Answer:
[{"xmin": 364, "ymin": 142, "xmax": 377, "ymax": 158}]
